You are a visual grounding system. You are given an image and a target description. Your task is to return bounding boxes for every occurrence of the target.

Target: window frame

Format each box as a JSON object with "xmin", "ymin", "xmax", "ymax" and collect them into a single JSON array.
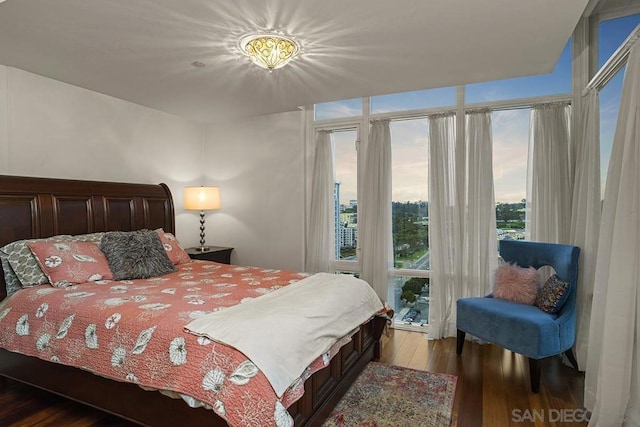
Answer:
[{"xmin": 310, "ymin": 121, "xmax": 363, "ymax": 274}]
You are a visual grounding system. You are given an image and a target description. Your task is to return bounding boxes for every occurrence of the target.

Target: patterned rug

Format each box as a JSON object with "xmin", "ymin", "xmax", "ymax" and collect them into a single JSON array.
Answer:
[{"xmin": 322, "ymin": 362, "xmax": 457, "ymax": 427}]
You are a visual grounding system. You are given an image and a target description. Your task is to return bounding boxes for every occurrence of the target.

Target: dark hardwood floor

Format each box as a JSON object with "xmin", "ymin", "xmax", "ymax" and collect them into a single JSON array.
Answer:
[
  {"xmin": 0, "ymin": 330, "xmax": 586, "ymax": 426},
  {"xmin": 0, "ymin": 380, "xmax": 135, "ymax": 426},
  {"xmin": 379, "ymin": 329, "xmax": 587, "ymax": 427}
]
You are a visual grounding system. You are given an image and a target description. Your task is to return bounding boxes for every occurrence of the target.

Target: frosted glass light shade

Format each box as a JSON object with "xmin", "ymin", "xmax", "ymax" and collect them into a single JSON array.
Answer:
[{"xmin": 184, "ymin": 186, "xmax": 220, "ymax": 211}]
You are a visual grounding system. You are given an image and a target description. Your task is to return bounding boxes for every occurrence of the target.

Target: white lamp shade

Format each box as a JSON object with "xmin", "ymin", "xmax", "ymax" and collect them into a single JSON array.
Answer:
[{"xmin": 184, "ymin": 186, "xmax": 221, "ymax": 211}]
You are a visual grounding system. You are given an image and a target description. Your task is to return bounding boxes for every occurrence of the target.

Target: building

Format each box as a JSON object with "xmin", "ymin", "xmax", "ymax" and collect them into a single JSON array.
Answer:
[
  {"xmin": 340, "ymin": 224, "xmax": 358, "ymax": 248},
  {"xmin": 334, "ymin": 182, "xmax": 341, "ymax": 259}
]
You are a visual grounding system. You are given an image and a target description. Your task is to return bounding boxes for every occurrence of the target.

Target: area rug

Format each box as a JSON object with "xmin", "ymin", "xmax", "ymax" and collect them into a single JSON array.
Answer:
[{"xmin": 322, "ymin": 362, "xmax": 456, "ymax": 427}]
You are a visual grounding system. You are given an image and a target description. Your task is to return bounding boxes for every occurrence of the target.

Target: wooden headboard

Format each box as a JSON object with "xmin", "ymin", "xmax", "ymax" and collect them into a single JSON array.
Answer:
[{"xmin": 0, "ymin": 174, "xmax": 175, "ymax": 299}]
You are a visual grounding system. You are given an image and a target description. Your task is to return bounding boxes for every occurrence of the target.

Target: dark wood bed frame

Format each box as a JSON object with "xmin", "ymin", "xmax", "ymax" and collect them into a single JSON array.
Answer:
[{"xmin": 0, "ymin": 174, "xmax": 387, "ymax": 427}]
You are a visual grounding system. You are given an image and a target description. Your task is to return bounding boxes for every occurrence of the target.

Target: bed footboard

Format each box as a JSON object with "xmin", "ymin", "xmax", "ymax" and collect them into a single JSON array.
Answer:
[{"xmin": 288, "ymin": 315, "xmax": 388, "ymax": 426}]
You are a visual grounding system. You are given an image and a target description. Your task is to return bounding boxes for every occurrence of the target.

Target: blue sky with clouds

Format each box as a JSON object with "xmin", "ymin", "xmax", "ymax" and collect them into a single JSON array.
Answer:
[{"xmin": 599, "ymin": 14, "xmax": 640, "ymax": 196}]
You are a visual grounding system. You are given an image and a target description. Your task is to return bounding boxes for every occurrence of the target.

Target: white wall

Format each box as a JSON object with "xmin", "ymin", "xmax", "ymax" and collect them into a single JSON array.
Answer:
[
  {"xmin": 203, "ymin": 110, "xmax": 305, "ymax": 271},
  {"xmin": 0, "ymin": 65, "xmax": 204, "ymax": 246},
  {"xmin": 0, "ymin": 66, "xmax": 7, "ymax": 173},
  {"xmin": 0, "ymin": 65, "xmax": 307, "ymax": 268}
]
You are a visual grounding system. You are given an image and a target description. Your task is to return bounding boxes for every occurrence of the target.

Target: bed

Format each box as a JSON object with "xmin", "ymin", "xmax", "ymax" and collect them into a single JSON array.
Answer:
[{"xmin": 0, "ymin": 174, "xmax": 388, "ymax": 427}]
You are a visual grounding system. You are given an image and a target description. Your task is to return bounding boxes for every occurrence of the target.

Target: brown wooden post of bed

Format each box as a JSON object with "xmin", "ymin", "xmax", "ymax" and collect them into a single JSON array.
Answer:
[{"xmin": 372, "ymin": 310, "xmax": 392, "ymax": 360}]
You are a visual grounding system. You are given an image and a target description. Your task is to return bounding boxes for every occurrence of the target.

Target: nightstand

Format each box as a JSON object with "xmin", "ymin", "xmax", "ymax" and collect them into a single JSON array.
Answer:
[{"xmin": 186, "ymin": 246, "xmax": 234, "ymax": 264}]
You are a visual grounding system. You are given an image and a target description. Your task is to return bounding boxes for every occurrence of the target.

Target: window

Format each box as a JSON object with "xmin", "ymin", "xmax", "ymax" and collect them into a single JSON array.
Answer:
[
  {"xmin": 599, "ymin": 67, "xmax": 625, "ymax": 199},
  {"xmin": 390, "ymin": 119, "xmax": 429, "ymax": 269},
  {"xmin": 388, "ymin": 119, "xmax": 431, "ymax": 330},
  {"xmin": 391, "ymin": 276, "xmax": 429, "ymax": 327},
  {"xmin": 466, "ymin": 40, "xmax": 572, "ymax": 103},
  {"xmin": 371, "ymin": 87, "xmax": 455, "ymax": 114},
  {"xmin": 598, "ymin": 14, "xmax": 640, "ymax": 69},
  {"xmin": 597, "ymin": 13, "xmax": 639, "ymax": 198},
  {"xmin": 315, "ymin": 98, "xmax": 362, "ymax": 121},
  {"xmin": 332, "ymin": 129, "xmax": 359, "ymax": 262},
  {"xmin": 312, "ymin": 30, "xmax": 575, "ymax": 332},
  {"xmin": 492, "ymin": 109, "xmax": 529, "ymax": 239}
]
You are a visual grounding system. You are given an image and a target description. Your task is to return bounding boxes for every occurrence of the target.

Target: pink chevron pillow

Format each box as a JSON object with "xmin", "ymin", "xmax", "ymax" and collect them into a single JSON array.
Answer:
[{"xmin": 493, "ymin": 263, "xmax": 539, "ymax": 305}]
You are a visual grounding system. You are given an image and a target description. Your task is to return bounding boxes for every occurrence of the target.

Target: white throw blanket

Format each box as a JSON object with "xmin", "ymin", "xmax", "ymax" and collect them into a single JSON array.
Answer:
[{"xmin": 184, "ymin": 273, "xmax": 384, "ymax": 397}]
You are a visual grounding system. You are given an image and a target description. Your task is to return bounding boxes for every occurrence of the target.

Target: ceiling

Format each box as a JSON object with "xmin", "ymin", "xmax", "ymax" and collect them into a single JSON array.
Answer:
[{"xmin": 0, "ymin": 0, "xmax": 590, "ymax": 123}]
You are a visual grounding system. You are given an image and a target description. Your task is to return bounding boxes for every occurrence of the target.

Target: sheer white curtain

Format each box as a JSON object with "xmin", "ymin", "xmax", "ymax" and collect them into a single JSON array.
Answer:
[
  {"xmin": 527, "ymin": 103, "xmax": 572, "ymax": 243},
  {"xmin": 570, "ymin": 89, "xmax": 601, "ymax": 370},
  {"xmin": 464, "ymin": 111, "xmax": 499, "ymax": 298},
  {"xmin": 306, "ymin": 131, "xmax": 334, "ymax": 273},
  {"xmin": 359, "ymin": 120, "xmax": 392, "ymax": 301},
  {"xmin": 429, "ymin": 111, "xmax": 498, "ymax": 339},
  {"xmin": 428, "ymin": 113, "xmax": 459, "ymax": 338},
  {"xmin": 585, "ymin": 43, "xmax": 640, "ymax": 427}
]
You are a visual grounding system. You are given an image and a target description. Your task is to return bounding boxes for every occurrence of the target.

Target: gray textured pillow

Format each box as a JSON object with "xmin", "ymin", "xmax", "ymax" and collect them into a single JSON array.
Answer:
[
  {"xmin": 1, "ymin": 253, "xmax": 22, "ymax": 297},
  {"xmin": 100, "ymin": 230, "xmax": 177, "ymax": 280}
]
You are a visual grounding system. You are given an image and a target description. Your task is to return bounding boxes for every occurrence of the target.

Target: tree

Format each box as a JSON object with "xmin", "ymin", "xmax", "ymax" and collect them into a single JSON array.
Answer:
[
  {"xmin": 495, "ymin": 200, "xmax": 526, "ymax": 228},
  {"xmin": 392, "ymin": 201, "xmax": 429, "ymax": 260},
  {"xmin": 400, "ymin": 277, "xmax": 429, "ymax": 303}
]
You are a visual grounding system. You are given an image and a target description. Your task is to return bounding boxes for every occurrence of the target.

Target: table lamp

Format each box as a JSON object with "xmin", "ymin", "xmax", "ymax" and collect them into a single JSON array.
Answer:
[{"xmin": 184, "ymin": 186, "xmax": 221, "ymax": 252}]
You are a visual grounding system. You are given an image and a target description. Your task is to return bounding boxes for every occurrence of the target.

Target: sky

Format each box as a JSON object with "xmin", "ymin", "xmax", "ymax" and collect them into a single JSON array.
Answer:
[
  {"xmin": 318, "ymin": 13, "xmax": 640, "ymax": 205},
  {"xmin": 598, "ymin": 14, "xmax": 640, "ymax": 197}
]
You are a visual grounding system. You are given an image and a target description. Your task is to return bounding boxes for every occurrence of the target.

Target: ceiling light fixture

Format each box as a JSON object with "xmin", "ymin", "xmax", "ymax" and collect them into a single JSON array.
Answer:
[{"xmin": 239, "ymin": 33, "xmax": 300, "ymax": 72}]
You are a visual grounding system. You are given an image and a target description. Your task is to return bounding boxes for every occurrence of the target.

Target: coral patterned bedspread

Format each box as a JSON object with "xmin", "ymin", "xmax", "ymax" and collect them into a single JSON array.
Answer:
[{"xmin": 0, "ymin": 261, "xmax": 348, "ymax": 427}]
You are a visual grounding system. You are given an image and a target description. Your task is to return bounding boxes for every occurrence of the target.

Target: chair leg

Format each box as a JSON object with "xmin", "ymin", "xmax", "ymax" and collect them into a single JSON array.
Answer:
[
  {"xmin": 456, "ymin": 330, "xmax": 466, "ymax": 355},
  {"xmin": 528, "ymin": 358, "xmax": 541, "ymax": 393},
  {"xmin": 564, "ymin": 348, "xmax": 580, "ymax": 371}
]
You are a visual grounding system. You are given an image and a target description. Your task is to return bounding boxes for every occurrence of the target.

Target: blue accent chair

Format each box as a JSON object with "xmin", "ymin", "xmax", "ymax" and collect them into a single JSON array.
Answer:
[{"xmin": 456, "ymin": 240, "xmax": 580, "ymax": 393}]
